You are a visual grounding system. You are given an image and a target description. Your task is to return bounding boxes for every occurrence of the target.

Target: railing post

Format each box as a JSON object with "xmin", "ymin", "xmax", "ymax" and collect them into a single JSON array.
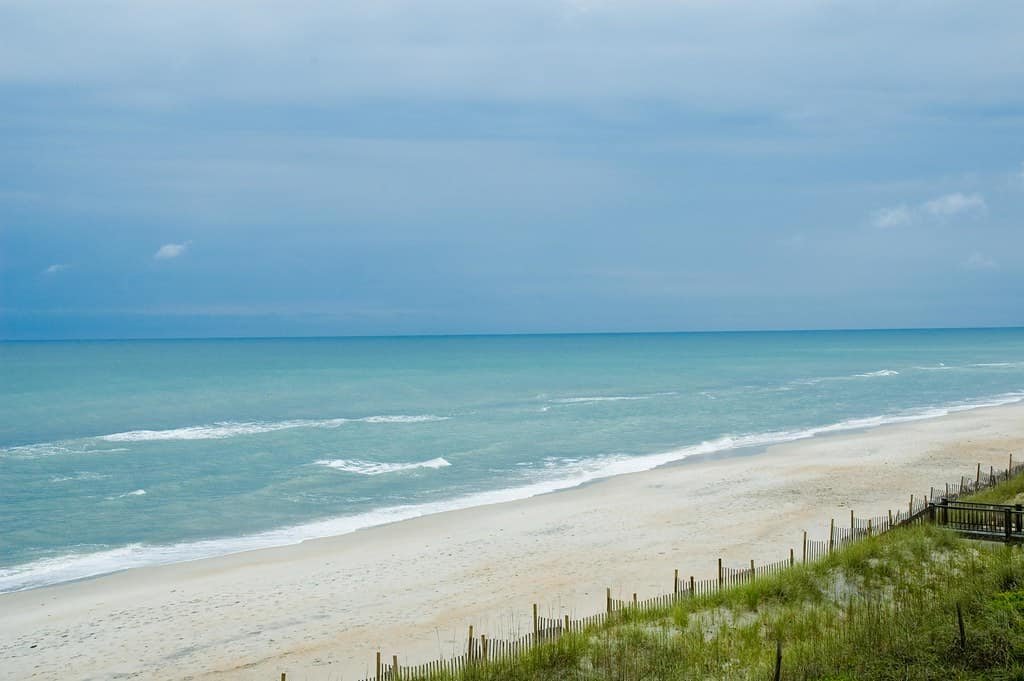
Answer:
[
  {"xmin": 1016, "ymin": 504, "xmax": 1023, "ymax": 534},
  {"xmin": 1006, "ymin": 509, "xmax": 1013, "ymax": 542},
  {"xmin": 940, "ymin": 498, "xmax": 948, "ymax": 526}
]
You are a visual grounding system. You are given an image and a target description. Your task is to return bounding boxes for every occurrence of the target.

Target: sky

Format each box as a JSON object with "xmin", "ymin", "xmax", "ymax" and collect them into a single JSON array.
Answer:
[{"xmin": 1, "ymin": 1, "xmax": 1023, "ymax": 339}]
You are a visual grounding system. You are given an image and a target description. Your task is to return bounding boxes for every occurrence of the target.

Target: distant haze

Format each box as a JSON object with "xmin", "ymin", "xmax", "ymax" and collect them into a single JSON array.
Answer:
[{"xmin": 1, "ymin": 1, "xmax": 1023, "ymax": 339}]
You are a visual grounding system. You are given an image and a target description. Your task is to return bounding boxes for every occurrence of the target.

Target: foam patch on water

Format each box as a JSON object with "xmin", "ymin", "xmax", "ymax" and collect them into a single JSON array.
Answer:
[
  {"xmin": 550, "ymin": 392, "xmax": 677, "ymax": 405},
  {"xmin": 50, "ymin": 472, "xmax": 109, "ymax": 483},
  {"xmin": 116, "ymin": 489, "xmax": 146, "ymax": 498},
  {"xmin": 3, "ymin": 391, "xmax": 1024, "ymax": 594},
  {"xmin": 855, "ymin": 369, "xmax": 899, "ymax": 377},
  {"xmin": 314, "ymin": 457, "xmax": 451, "ymax": 475},
  {"xmin": 97, "ymin": 415, "xmax": 449, "ymax": 442}
]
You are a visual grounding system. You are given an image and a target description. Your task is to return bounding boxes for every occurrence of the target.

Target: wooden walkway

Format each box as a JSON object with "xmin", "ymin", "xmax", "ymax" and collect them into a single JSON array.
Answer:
[{"xmin": 931, "ymin": 499, "xmax": 1024, "ymax": 543}]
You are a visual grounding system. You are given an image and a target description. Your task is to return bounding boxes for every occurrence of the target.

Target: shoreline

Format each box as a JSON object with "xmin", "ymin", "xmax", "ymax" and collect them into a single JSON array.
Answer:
[
  {"xmin": 5, "ymin": 390, "xmax": 1024, "ymax": 595},
  {"xmin": 3, "ymin": 401, "xmax": 1024, "ymax": 680}
]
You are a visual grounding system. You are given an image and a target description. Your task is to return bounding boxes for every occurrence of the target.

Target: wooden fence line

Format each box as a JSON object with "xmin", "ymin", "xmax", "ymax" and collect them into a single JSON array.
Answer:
[{"xmin": 328, "ymin": 456, "xmax": 1024, "ymax": 681}]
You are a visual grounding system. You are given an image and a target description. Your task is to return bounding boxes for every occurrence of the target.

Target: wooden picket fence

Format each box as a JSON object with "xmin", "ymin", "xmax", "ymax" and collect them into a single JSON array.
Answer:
[{"xmin": 277, "ymin": 455, "xmax": 1024, "ymax": 681}]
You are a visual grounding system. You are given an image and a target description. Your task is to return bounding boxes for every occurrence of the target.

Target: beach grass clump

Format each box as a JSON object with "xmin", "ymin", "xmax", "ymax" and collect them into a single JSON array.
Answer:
[
  {"xmin": 963, "ymin": 473, "xmax": 1024, "ymax": 505},
  {"xmin": 405, "ymin": 524, "xmax": 1024, "ymax": 680}
]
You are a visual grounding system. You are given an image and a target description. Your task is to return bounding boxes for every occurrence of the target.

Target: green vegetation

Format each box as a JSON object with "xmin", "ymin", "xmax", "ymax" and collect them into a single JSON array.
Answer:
[
  {"xmin": 406, "ymin": 475, "xmax": 1024, "ymax": 681},
  {"xmin": 962, "ymin": 473, "xmax": 1024, "ymax": 506}
]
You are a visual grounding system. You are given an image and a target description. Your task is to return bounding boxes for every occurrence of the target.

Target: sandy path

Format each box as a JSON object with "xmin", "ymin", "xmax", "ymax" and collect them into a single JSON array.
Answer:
[{"xmin": 2, "ymin": 402, "xmax": 1023, "ymax": 680}]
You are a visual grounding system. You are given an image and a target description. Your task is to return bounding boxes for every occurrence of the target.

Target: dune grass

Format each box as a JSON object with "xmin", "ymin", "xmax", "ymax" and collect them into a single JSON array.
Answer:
[{"xmin": 402, "ymin": 474, "xmax": 1024, "ymax": 680}]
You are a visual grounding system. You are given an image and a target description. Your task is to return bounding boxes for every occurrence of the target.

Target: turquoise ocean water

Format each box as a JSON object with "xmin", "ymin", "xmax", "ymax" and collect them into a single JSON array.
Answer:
[{"xmin": 2, "ymin": 329, "xmax": 1023, "ymax": 592}]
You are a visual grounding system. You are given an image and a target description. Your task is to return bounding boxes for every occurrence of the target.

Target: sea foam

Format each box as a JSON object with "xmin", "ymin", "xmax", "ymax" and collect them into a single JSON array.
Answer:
[
  {"xmin": 99, "ymin": 415, "xmax": 450, "ymax": 442},
  {"xmin": 314, "ymin": 457, "xmax": 451, "ymax": 475}
]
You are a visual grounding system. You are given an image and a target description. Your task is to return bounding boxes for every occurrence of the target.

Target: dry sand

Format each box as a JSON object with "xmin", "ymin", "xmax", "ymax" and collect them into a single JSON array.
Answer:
[{"xmin": 3, "ymin": 402, "xmax": 1024, "ymax": 680}]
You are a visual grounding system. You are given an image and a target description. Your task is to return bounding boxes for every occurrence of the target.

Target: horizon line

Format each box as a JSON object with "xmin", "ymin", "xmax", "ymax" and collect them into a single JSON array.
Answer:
[{"xmin": 3, "ymin": 324, "xmax": 1023, "ymax": 343}]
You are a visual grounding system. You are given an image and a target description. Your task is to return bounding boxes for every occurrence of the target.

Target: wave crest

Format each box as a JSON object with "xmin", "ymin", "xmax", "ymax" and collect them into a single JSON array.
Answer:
[
  {"xmin": 99, "ymin": 415, "xmax": 450, "ymax": 443},
  {"xmin": 314, "ymin": 457, "xmax": 451, "ymax": 475}
]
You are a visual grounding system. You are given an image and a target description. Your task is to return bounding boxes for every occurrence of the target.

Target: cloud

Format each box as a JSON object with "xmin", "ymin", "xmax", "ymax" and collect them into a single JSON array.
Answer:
[
  {"xmin": 871, "ymin": 205, "xmax": 913, "ymax": 229},
  {"xmin": 42, "ymin": 263, "xmax": 69, "ymax": 275},
  {"xmin": 154, "ymin": 241, "xmax": 191, "ymax": 260},
  {"xmin": 922, "ymin": 192, "xmax": 986, "ymax": 218},
  {"xmin": 962, "ymin": 252, "xmax": 998, "ymax": 271},
  {"xmin": 871, "ymin": 192, "xmax": 986, "ymax": 228}
]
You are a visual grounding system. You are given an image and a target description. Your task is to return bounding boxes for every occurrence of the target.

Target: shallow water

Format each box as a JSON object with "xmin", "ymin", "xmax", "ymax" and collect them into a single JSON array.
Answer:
[{"xmin": 2, "ymin": 328, "xmax": 1022, "ymax": 591}]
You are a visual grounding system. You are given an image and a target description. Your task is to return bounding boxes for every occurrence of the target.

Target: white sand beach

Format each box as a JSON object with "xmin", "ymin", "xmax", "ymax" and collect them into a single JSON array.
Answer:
[{"xmin": 3, "ymin": 402, "xmax": 1024, "ymax": 681}]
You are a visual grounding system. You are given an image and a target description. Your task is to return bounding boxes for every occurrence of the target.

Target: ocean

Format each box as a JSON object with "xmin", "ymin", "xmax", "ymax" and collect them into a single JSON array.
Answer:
[{"xmin": 2, "ymin": 328, "xmax": 1023, "ymax": 593}]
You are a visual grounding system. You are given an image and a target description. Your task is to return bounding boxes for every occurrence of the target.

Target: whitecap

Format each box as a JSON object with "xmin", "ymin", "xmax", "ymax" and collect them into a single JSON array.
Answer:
[
  {"xmin": 314, "ymin": 457, "xmax": 451, "ymax": 475},
  {"xmin": 550, "ymin": 392, "xmax": 677, "ymax": 405},
  {"xmin": 50, "ymin": 472, "xmax": 109, "ymax": 483},
  {"xmin": 106, "ymin": 489, "xmax": 146, "ymax": 500},
  {"xmin": 99, "ymin": 415, "xmax": 449, "ymax": 442}
]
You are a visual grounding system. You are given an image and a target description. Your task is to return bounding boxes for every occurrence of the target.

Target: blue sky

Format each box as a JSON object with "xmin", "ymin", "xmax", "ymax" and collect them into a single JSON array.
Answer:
[{"xmin": 1, "ymin": 1, "xmax": 1023, "ymax": 339}]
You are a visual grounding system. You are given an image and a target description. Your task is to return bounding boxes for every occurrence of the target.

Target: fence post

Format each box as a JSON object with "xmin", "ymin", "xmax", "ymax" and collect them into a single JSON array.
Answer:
[
  {"xmin": 674, "ymin": 568, "xmax": 679, "ymax": 595},
  {"xmin": 991, "ymin": 466, "xmax": 995, "ymax": 485},
  {"xmin": 960, "ymin": 476, "xmax": 965, "ymax": 496},
  {"xmin": 533, "ymin": 603, "xmax": 539, "ymax": 637},
  {"xmin": 867, "ymin": 518, "xmax": 872, "ymax": 537},
  {"xmin": 376, "ymin": 651, "xmax": 381, "ymax": 681},
  {"xmin": 481, "ymin": 635, "xmax": 488, "ymax": 662},
  {"xmin": 850, "ymin": 509, "xmax": 854, "ymax": 531},
  {"xmin": 750, "ymin": 559, "xmax": 755, "ymax": 581},
  {"xmin": 909, "ymin": 495, "xmax": 914, "ymax": 516},
  {"xmin": 718, "ymin": 558, "xmax": 723, "ymax": 586},
  {"xmin": 1010, "ymin": 452, "xmax": 1014, "ymax": 477},
  {"xmin": 957, "ymin": 603, "xmax": 966, "ymax": 650},
  {"xmin": 940, "ymin": 498, "xmax": 948, "ymax": 526},
  {"xmin": 829, "ymin": 518, "xmax": 835, "ymax": 552},
  {"xmin": 606, "ymin": 588, "xmax": 611, "ymax": 614},
  {"xmin": 1016, "ymin": 504, "xmax": 1023, "ymax": 533},
  {"xmin": 564, "ymin": 614, "xmax": 570, "ymax": 635},
  {"xmin": 281, "ymin": 674, "xmax": 287, "ymax": 681},
  {"xmin": 690, "ymin": 575, "xmax": 695, "ymax": 596},
  {"xmin": 888, "ymin": 509, "xmax": 893, "ymax": 528},
  {"xmin": 977, "ymin": 462, "xmax": 981, "ymax": 486},
  {"xmin": 393, "ymin": 656, "xmax": 399, "ymax": 681},
  {"xmin": 774, "ymin": 639, "xmax": 783, "ymax": 681},
  {"xmin": 790, "ymin": 547, "xmax": 794, "ymax": 567},
  {"xmin": 802, "ymin": 530, "xmax": 807, "ymax": 563},
  {"xmin": 1006, "ymin": 509, "xmax": 1013, "ymax": 542}
]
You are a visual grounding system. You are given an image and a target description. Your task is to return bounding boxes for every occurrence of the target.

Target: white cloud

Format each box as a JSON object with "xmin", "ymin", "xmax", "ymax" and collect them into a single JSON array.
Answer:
[
  {"xmin": 871, "ymin": 205, "xmax": 913, "ymax": 229},
  {"xmin": 871, "ymin": 192, "xmax": 986, "ymax": 228},
  {"xmin": 42, "ymin": 263, "xmax": 69, "ymax": 274},
  {"xmin": 154, "ymin": 241, "xmax": 191, "ymax": 259},
  {"xmin": 921, "ymin": 192, "xmax": 986, "ymax": 218},
  {"xmin": 962, "ymin": 252, "xmax": 998, "ymax": 271}
]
